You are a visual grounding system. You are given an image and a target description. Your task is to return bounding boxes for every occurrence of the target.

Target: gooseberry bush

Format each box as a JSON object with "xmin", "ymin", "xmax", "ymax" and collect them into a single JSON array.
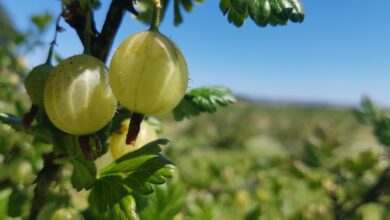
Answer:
[{"xmin": 0, "ymin": 0, "xmax": 307, "ymax": 219}]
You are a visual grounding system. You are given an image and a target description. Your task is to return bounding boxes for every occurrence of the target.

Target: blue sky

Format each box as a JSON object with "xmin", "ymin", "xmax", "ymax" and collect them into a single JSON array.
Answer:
[{"xmin": 3, "ymin": 0, "xmax": 390, "ymax": 106}]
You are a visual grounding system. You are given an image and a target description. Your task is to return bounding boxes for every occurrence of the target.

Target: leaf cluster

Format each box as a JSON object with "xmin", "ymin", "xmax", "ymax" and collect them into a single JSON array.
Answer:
[
  {"xmin": 220, "ymin": 0, "xmax": 304, "ymax": 27},
  {"xmin": 89, "ymin": 139, "xmax": 175, "ymax": 219},
  {"xmin": 173, "ymin": 86, "xmax": 236, "ymax": 121}
]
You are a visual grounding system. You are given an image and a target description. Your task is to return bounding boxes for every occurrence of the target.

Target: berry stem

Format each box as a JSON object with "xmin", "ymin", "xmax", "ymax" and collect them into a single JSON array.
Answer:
[
  {"xmin": 22, "ymin": 105, "xmax": 39, "ymax": 129},
  {"xmin": 46, "ymin": 13, "xmax": 62, "ymax": 65},
  {"xmin": 79, "ymin": 135, "xmax": 94, "ymax": 160},
  {"xmin": 83, "ymin": 7, "xmax": 92, "ymax": 55},
  {"xmin": 149, "ymin": 0, "xmax": 162, "ymax": 32},
  {"xmin": 126, "ymin": 113, "xmax": 145, "ymax": 145}
]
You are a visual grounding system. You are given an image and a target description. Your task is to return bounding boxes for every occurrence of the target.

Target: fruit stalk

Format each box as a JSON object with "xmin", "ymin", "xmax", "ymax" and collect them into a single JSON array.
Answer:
[
  {"xmin": 150, "ymin": 0, "xmax": 162, "ymax": 31},
  {"xmin": 46, "ymin": 13, "xmax": 62, "ymax": 65},
  {"xmin": 22, "ymin": 105, "xmax": 39, "ymax": 129},
  {"xmin": 126, "ymin": 113, "xmax": 145, "ymax": 145}
]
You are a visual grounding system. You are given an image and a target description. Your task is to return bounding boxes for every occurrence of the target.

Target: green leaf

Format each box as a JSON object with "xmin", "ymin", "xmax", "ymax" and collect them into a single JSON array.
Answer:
[
  {"xmin": 0, "ymin": 189, "xmax": 12, "ymax": 220},
  {"xmin": 90, "ymin": 139, "xmax": 175, "ymax": 218},
  {"xmin": 248, "ymin": 0, "xmax": 271, "ymax": 27},
  {"xmin": 145, "ymin": 116, "xmax": 164, "ymax": 134},
  {"xmin": 139, "ymin": 180, "xmax": 186, "ymax": 220},
  {"xmin": 228, "ymin": 7, "xmax": 247, "ymax": 27},
  {"xmin": 230, "ymin": 0, "xmax": 248, "ymax": 14},
  {"xmin": 355, "ymin": 97, "xmax": 390, "ymax": 147},
  {"xmin": 7, "ymin": 187, "xmax": 28, "ymax": 217},
  {"xmin": 219, "ymin": 0, "xmax": 231, "ymax": 15},
  {"xmin": 89, "ymin": 178, "xmax": 138, "ymax": 220},
  {"xmin": 31, "ymin": 12, "xmax": 52, "ymax": 31},
  {"xmin": 173, "ymin": 86, "xmax": 236, "ymax": 121},
  {"xmin": 71, "ymin": 158, "xmax": 97, "ymax": 191},
  {"xmin": 219, "ymin": 0, "xmax": 304, "ymax": 27}
]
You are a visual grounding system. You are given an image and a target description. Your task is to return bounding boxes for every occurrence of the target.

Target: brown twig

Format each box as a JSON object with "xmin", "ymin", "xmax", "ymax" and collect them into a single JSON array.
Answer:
[
  {"xmin": 28, "ymin": 153, "xmax": 61, "ymax": 220},
  {"xmin": 28, "ymin": 1, "xmax": 136, "ymax": 219}
]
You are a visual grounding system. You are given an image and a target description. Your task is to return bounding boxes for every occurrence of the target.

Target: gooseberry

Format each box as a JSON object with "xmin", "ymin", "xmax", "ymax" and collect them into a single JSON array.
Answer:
[
  {"xmin": 8, "ymin": 158, "xmax": 34, "ymax": 185},
  {"xmin": 50, "ymin": 208, "xmax": 84, "ymax": 220},
  {"xmin": 24, "ymin": 64, "xmax": 54, "ymax": 106},
  {"xmin": 44, "ymin": 55, "xmax": 117, "ymax": 135},
  {"xmin": 109, "ymin": 119, "xmax": 158, "ymax": 159},
  {"xmin": 109, "ymin": 31, "xmax": 188, "ymax": 115}
]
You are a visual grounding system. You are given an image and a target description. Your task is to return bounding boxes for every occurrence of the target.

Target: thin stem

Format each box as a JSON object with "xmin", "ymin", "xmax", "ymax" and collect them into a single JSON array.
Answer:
[
  {"xmin": 149, "ymin": 0, "xmax": 162, "ymax": 31},
  {"xmin": 126, "ymin": 113, "xmax": 145, "ymax": 145},
  {"xmin": 46, "ymin": 13, "xmax": 62, "ymax": 65},
  {"xmin": 29, "ymin": 153, "xmax": 62, "ymax": 220},
  {"xmin": 83, "ymin": 8, "xmax": 92, "ymax": 55},
  {"xmin": 22, "ymin": 105, "xmax": 39, "ymax": 129}
]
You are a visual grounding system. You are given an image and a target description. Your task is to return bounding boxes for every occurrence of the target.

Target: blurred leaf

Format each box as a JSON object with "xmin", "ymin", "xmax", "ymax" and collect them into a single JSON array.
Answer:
[
  {"xmin": 7, "ymin": 187, "xmax": 28, "ymax": 217},
  {"xmin": 71, "ymin": 158, "xmax": 96, "ymax": 191},
  {"xmin": 31, "ymin": 12, "xmax": 52, "ymax": 31},
  {"xmin": 139, "ymin": 180, "xmax": 186, "ymax": 220},
  {"xmin": 0, "ymin": 189, "xmax": 12, "ymax": 220},
  {"xmin": 91, "ymin": 0, "xmax": 102, "ymax": 9},
  {"xmin": 173, "ymin": 86, "xmax": 236, "ymax": 121},
  {"xmin": 355, "ymin": 97, "xmax": 381, "ymax": 124},
  {"xmin": 145, "ymin": 116, "xmax": 164, "ymax": 134},
  {"xmin": 355, "ymin": 97, "xmax": 390, "ymax": 147},
  {"xmin": 244, "ymin": 205, "xmax": 262, "ymax": 220}
]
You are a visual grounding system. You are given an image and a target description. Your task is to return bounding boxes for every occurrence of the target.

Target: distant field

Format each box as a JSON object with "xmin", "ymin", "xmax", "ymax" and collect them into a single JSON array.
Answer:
[{"xmin": 152, "ymin": 101, "xmax": 385, "ymax": 220}]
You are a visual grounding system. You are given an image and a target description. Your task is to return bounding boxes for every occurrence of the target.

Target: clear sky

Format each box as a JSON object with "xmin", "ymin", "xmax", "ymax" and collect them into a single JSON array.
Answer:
[{"xmin": 2, "ymin": 0, "xmax": 390, "ymax": 106}]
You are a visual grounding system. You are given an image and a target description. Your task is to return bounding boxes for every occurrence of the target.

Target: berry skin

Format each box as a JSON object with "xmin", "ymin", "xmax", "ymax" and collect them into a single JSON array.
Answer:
[
  {"xmin": 24, "ymin": 64, "xmax": 54, "ymax": 106},
  {"xmin": 44, "ymin": 55, "xmax": 117, "ymax": 135},
  {"xmin": 109, "ymin": 31, "xmax": 188, "ymax": 115},
  {"xmin": 110, "ymin": 119, "xmax": 158, "ymax": 159}
]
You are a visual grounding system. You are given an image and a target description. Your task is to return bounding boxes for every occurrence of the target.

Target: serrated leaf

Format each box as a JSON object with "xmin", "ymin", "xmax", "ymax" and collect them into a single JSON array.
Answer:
[
  {"xmin": 90, "ymin": 139, "xmax": 175, "ymax": 217},
  {"xmin": 99, "ymin": 139, "xmax": 175, "ymax": 194},
  {"xmin": 89, "ymin": 178, "xmax": 138, "ymax": 220},
  {"xmin": 108, "ymin": 194, "xmax": 138, "ymax": 220},
  {"xmin": 71, "ymin": 158, "xmax": 97, "ymax": 191},
  {"xmin": 139, "ymin": 180, "xmax": 186, "ymax": 220},
  {"xmin": 173, "ymin": 98, "xmax": 201, "ymax": 121},
  {"xmin": 188, "ymin": 86, "xmax": 236, "ymax": 112},
  {"xmin": 173, "ymin": 86, "xmax": 236, "ymax": 121},
  {"xmin": 228, "ymin": 7, "xmax": 246, "ymax": 27},
  {"xmin": 230, "ymin": 0, "xmax": 248, "ymax": 14},
  {"xmin": 219, "ymin": 0, "xmax": 231, "ymax": 15},
  {"xmin": 219, "ymin": 0, "xmax": 304, "ymax": 27},
  {"xmin": 248, "ymin": 0, "xmax": 271, "ymax": 24}
]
